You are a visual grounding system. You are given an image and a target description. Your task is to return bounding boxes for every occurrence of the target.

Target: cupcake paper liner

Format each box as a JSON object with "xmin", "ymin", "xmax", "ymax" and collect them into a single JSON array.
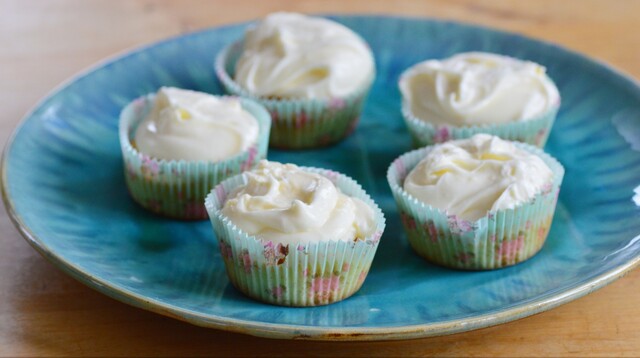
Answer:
[
  {"xmin": 205, "ymin": 167, "xmax": 386, "ymax": 306},
  {"xmin": 387, "ymin": 142, "xmax": 565, "ymax": 270},
  {"xmin": 401, "ymin": 99, "xmax": 560, "ymax": 148},
  {"xmin": 119, "ymin": 94, "xmax": 271, "ymax": 220},
  {"xmin": 215, "ymin": 41, "xmax": 374, "ymax": 149}
]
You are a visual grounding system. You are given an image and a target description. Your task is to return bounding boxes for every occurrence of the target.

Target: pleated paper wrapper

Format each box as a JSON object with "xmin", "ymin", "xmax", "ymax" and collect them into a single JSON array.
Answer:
[
  {"xmin": 205, "ymin": 167, "xmax": 386, "ymax": 306},
  {"xmin": 387, "ymin": 142, "xmax": 564, "ymax": 270}
]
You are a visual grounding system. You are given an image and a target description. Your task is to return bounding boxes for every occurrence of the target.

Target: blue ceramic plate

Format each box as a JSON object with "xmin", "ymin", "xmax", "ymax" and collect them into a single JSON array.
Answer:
[{"xmin": 3, "ymin": 16, "xmax": 640, "ymax": 341}]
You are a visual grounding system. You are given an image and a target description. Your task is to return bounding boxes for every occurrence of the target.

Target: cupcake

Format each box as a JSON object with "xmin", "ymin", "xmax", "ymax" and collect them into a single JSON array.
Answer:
[
  {"xmin": 399, "ymin": 52, "xmax": 560, "ymax": 147},
  {"xmin": 387, "ymin": 134, "xmax": 564, "ymax": 270},
  {"xmin": 119, "ymin": 87, "xmax": 271, "ymax": 219},
  {"xmin": 205, "ymin": 160, "xmax": 385, "ymax": 306},
  {"xmin": 215, "ymin": 12, "xmax": 375, "ymax": 149}
]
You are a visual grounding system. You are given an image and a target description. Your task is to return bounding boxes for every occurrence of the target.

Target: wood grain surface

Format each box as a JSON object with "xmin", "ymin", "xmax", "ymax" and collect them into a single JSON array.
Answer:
[{"xmin": 1, "ymin": 0, "xmax": 639, "ymax": 356}]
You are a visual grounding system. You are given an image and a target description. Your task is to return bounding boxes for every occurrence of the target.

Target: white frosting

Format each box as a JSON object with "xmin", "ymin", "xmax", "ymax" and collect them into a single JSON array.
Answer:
[
  {"xmin": 234, "ymin": 12, "xmax": 375, "ymax": 99},
  {"xmin": 134, "ymin": 87, "xmax": 258, "ymax": 162},
  {"xmin": 404, "ymin": 134, "xmax": 552, "ymax": 221},
  {"xmin": 222, "ymin": 161, "xmax": 376, "ymax": 244},
  {"xmin": 399, "ymin": 52, "xmax": 560, "ymax": 126}
]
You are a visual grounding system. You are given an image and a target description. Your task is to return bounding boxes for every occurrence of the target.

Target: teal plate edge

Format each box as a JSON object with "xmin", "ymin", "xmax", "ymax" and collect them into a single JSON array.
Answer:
[{"xmin": 2, "ymin": 15, "xmax": 640, "ymax": 341}]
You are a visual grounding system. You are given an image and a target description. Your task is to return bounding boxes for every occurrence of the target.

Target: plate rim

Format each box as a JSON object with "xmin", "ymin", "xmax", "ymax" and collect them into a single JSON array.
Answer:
[{"xmin": 3, "ymin": 14, "xmax": 640, "ymax": 341}]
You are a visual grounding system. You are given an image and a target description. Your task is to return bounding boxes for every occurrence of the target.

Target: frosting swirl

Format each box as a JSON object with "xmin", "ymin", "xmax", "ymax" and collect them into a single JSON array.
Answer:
[
  {"xmin": 134, "ymin": 87, "xmax": 258, "ymax": 162},
  {"xmin": 404, "ymin": 134, "xmax": 553, "ymax": 221},
  {"xmin": 222, "ymin": 161, "xmax": 376, "ymax": 244},
  {"xmin": 234, "ymin": 12, "xmax": 375, "ymax": 99},
  {"xmin": 399, "ymin": 52, "xmax": 560, "ymax": 126}
]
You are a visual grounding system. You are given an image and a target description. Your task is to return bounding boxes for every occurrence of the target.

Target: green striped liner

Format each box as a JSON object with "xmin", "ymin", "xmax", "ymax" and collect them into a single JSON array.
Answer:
[
  {"xmin": 205, "ymin": 166, "xmax": 386, "ymax": 306},
  {"xmin": 387, "ymin": 142, "xmax": 564, "ymax": 270},
  {"xmin": 119, "ymin": 94, "xmax": 271, "ymax": 220},
  {"xmin": 215, "ymin": 41, "xmax": 374, "ymax": 149}
]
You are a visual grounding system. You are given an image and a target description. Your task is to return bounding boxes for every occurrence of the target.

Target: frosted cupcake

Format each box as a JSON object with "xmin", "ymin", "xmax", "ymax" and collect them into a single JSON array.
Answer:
[
  {"xmin": 205, "ymin": 160, "xmax": 385, "ymax": 306},
  {"xmin": 399, "ymin": 52, "xmax": 560, "ymax": 147},
  {"xmin": 387, "ymin": 134, "xmax": 564, "ymax": 270},
  {"xmin": 216, "ymin": 12, "xmax": 375, "ymax": 149},
  {"xmin": 119, "ymin": 87, "xmax": 271, "ymax": 219}
]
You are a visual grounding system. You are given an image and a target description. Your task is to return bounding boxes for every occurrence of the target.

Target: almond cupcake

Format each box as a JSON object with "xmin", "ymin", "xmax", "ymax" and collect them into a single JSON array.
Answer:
[
  {"xmin": 399, "ymin": 52, "xmax": 560, "ymax": 147},
  {"xmin": 205, "ymin": 160, "xmax": 386, "ymax": 306},
  {"xmin": 119, "ymin": 87, "xmax": 271, "ymax": 219},
  {"xmin": 216, "ymin": 12, "xmax": 375, "ymax": 149},
  {"xmin": 387, "ymin": 134, "xmax": 564, "ymax": 270}
]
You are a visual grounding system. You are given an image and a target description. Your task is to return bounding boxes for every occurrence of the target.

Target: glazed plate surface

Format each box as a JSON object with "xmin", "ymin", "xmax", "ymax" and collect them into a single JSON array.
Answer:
[{"xmin": 3, "ymin": 16, "xmax": 640, "ymax": 340}]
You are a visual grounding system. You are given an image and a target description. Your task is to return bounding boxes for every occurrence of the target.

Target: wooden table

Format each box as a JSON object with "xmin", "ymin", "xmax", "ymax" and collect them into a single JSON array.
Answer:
[{"xmin": 1, "ymin": 0, "xmax": 639, "ymax": 356}]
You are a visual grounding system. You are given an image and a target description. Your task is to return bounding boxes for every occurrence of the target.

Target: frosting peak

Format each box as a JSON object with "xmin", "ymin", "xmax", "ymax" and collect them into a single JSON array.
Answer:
[
  {"xmin": 222, "ymin": 161, "xmax": 375, "ymax": 244},
  {"xmin": 404, "ymin": 134, "xmax": 553, "ymax": 221},
  {"xmin": 400, "ymin": 52, "xmax": 560, "ymax": 126},
  {"xmin": 134, "ymin": 87, "xmax": 258, "ymax": 162},
  {"xmin": 234, "ymin": 12, "xmax": 374, "ymax": 99}
]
